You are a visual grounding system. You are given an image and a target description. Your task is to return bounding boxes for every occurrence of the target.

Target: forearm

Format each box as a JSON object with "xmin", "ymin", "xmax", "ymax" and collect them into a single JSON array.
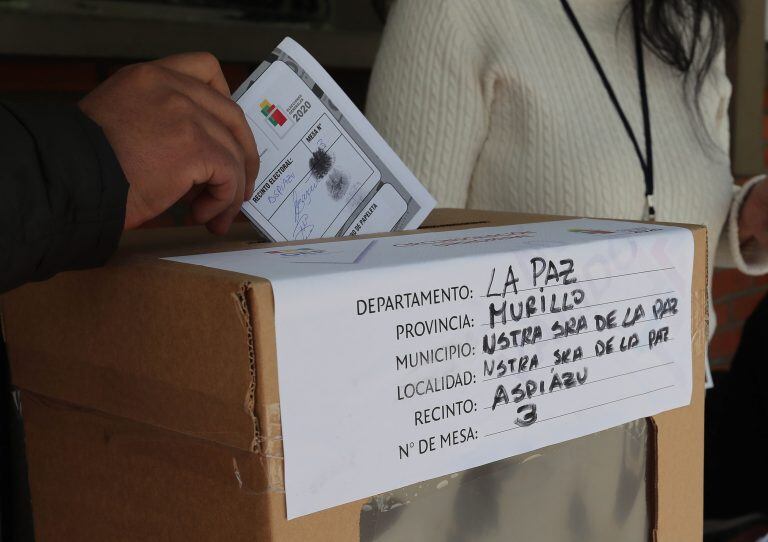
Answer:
[
  {"xmin": 716, "ymin": 175, "xmax": 768, "ymax": 274},
  {"xmin": 0, "ymin": 102, "xmax": 128, "ymax": 293}
]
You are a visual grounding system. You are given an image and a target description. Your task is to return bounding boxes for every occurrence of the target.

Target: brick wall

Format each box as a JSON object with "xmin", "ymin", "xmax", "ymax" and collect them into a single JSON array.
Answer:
[
  {"xmin": 710, "ymin": 270, "xmax": 768, "ymax": 368},
  {"xmin": 1, "ymin": 56, "xmax": 765, "ymax": 369}
]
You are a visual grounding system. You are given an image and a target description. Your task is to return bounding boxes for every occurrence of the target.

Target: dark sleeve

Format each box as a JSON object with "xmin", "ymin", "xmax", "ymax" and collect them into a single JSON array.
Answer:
[{"xmin": 0, "ymin": 102, "xmax": 129, "ymax": 294}]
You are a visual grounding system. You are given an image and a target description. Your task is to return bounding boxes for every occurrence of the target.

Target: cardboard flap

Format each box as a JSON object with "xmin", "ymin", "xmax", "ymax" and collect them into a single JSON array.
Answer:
[{"xmin": 3, "ymin": 258, "xmax": 260, "ymax": 451}]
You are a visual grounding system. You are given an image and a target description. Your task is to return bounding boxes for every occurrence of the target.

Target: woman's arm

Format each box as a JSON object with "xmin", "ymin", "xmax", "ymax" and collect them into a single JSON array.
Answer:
[
  {"xmin": 713, "ymin": 46, "xmax": 768, "ymax": 274},
  {"xmin": 366, "ymin": 0, "xmax": 492, "ymax": 208},
  {"xmin": 721, "ymin": 174, "xmax": 768, "ymax": 273}
]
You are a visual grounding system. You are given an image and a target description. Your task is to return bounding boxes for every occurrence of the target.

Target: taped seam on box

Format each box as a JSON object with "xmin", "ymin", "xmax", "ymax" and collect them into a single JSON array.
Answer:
[
  {"xmin": 21, "ymin": 389, "xmax": 286, "ymax": 495},
  {"xmin": 689, "ymin": 226, "xmax": 709, "ymax": 378},
  {"xmin": 244, "ymin": 280, "xmax": 287, "ymax": 494},
  {"xmin": 255, "ymin": 401, "xmax": 285, "ymax": 492},
  {"xmin": 234, "ymin": 282, "xmax": 261, "ymax": 454}
]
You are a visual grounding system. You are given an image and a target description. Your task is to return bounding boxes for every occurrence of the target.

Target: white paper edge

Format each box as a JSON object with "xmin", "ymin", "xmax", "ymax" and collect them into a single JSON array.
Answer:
[{"xmin": 276, "ymin": 37, "xmax": 437, "ymax": 229}]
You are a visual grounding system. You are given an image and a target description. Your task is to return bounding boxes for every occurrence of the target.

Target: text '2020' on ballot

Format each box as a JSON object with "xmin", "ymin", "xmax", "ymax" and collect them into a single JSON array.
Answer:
[
  {"xmin": 233, "ymin": 37, "xmax": 436, "ymax": 241},
  {"xmin": 168, "ymin": 218, "xmax": 695, "ymax": 520}
]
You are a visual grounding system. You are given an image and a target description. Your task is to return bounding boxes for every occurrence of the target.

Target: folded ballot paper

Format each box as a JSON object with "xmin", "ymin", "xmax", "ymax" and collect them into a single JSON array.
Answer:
[{"xmin": 233, "ymin": 38, "xmax": 435, "ymax": 242}]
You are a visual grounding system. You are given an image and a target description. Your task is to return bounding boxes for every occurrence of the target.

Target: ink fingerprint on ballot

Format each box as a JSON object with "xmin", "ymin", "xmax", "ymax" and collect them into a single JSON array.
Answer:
[
  {"xmin": 309, "ymin": 148, "xmax": 333, "ymax": 178},
  {"xmin": 326, "ymin": 168, "xmax": 350, "ymax": 201}
]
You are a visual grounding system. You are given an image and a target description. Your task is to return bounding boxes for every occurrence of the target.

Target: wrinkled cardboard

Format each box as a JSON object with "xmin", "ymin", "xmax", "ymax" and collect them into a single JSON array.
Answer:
[{"xmin": 1, "ymin": 209, "xmax": 707, "ymax": 541}]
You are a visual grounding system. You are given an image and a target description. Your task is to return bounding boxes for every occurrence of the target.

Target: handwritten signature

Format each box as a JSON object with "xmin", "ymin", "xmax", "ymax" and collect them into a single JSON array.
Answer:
[
  {"xmin": 267, "ymin": 172, "xmax": 297, "ymax": 206},
  {"xmin": 292, "ymin": 176, "xmax": 322, "ymax": 239}
]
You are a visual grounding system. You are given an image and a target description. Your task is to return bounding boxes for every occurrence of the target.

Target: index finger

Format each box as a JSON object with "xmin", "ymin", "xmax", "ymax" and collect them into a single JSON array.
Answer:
[{"xmin": 152, "ymin": 52, "xmax": 231, "ymax": 97}]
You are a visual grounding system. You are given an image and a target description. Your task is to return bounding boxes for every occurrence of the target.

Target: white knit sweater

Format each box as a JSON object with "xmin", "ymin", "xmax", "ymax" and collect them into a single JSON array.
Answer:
[{"xmin": 366, "ymin": 0, "xmax": 768, "ymax": 340}]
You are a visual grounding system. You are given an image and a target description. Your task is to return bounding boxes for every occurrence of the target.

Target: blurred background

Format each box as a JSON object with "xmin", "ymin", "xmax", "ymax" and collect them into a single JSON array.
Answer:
[{"xmin": 0, "ymin": 0, "xmax": 766, "ymax": 372}]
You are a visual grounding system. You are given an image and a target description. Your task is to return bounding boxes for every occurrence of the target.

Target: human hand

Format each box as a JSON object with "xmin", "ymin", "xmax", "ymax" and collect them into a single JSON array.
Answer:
[
  {"xmin": 738, "ymin": 176, "xmax": 768, "ymax": 249},
  {"xmin": 79, "ymin": 52, "xmax": 259, "ymax": 234}
]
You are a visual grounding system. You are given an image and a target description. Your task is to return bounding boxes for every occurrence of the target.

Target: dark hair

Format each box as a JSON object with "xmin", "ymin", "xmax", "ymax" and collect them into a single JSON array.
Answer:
[{"xmin": 637, "ymin": 0, "xmax": 739, "ymax": 96}]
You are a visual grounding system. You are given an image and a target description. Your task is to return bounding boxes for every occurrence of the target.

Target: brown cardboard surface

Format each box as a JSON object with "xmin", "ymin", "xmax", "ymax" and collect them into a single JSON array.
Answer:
[
  {"xmin": 0, "ymin": 208, "xmax": 560, "ymax": 455},
  {"xmin": 17, "ymin": 391, "xmax": 363, "ymax": 542},
  {"xmin": 3, "ymin": 260, "xmax": 261, "ymax": 451},
  {"xmin": 2, "ymin": 209, "xmax": 707, "ymax": 541},
  {"xmin": 650, "ymin": 225, "xmax": 708, "ymax": 542}
]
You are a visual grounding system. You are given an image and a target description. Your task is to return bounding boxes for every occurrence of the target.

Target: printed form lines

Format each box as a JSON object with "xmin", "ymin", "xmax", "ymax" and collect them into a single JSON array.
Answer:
[
  {"xmin": 484, "ymin": 380, "xmax": 675, "ymax": 437},
  {"xmin": 482, "ymin": 337, "xmax": 676, "ymax": 382},
  {"xmin": 481, "ymin": 290, "xmax": 676, "ymax": 326},
  {"xmin": 479, "ymin": 266, "xmax": 675, "ymax": 298},
  {"xmin": 482, "ymin": 312, "xmax": 678, "ymax": 353}
]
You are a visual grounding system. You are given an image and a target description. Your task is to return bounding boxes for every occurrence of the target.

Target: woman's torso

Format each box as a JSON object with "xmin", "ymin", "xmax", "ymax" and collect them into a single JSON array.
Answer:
[{"xmin": 464, "ymin": 0, "xmax": 733, "ymax": 244}]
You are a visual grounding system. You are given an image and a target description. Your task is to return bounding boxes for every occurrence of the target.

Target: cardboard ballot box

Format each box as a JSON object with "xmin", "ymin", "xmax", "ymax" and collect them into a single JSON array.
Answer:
[{"xmin": 1, "ymin": 209, "xmax": 707, "ymax": 541}]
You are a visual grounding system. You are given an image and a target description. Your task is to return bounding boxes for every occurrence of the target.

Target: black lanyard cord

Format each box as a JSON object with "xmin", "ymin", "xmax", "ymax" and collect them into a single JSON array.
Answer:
[{"xmin": 560, "ymin": 0, "xmax": 655, "ymax": 219}]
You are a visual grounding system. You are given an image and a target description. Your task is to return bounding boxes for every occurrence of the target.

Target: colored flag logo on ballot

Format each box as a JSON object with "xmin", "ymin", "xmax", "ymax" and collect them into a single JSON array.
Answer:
[
  {"xmin": 259, "ymin": 98, "xmax": 293, "ymax": 138},
  {"xmin": 260, "ymin": 99, "xmax": 288, "ymax": 127}
]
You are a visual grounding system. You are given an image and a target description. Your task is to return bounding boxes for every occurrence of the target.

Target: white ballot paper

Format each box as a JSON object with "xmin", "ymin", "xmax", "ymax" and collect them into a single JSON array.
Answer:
[
  {"xmin": 232, "ymin": 38, "xmax": 435, "ymax": 241},
  {"xmin": 167, "ymin": 218, "xmax": 695, "ymax": 519}
]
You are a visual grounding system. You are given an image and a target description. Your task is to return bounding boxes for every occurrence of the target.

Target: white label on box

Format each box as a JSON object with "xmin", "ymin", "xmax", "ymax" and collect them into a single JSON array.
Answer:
[
  {"xmin": 233, "ymin": 38, "xmax": 435, "ymax": 241},
  {"xmin": 167, "ymin": 218, "xmax": 695, "ymax": 520}
]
